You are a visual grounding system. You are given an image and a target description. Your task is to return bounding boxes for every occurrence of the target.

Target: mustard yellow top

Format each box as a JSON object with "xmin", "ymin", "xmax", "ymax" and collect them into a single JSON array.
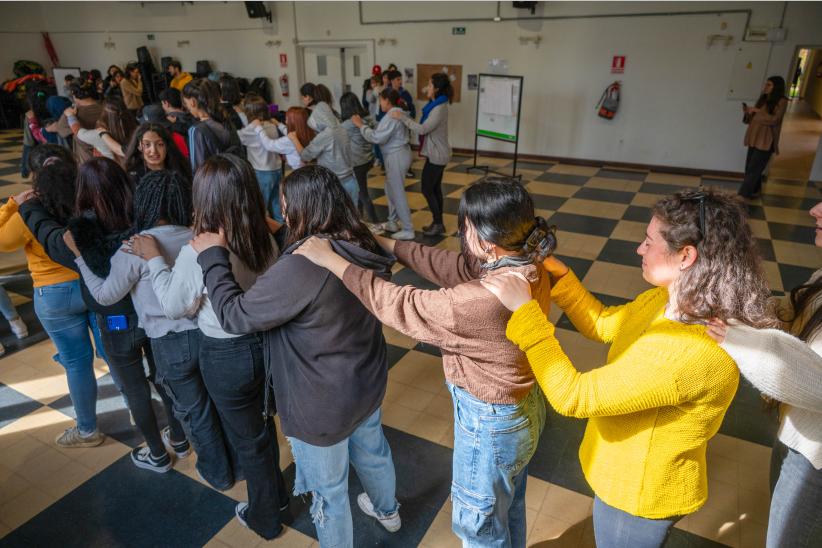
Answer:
[
  {"xmin": 170, "ymin": 72, "xmax": 193, "ymax": 92},
  {"xmin": 507, "ymin": 270, "xmax": 738, "ymax": 519},
  {"xmin": 0, "ymin": 198, "xmax": 78, "ymax": 288}
]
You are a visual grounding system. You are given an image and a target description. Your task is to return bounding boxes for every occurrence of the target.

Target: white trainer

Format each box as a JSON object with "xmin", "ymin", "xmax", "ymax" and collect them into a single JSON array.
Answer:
[
  {"xmin": 390, "ymin": 230, "xmax": 415, "ymax": 241},
  {"xmin": 9, "ymin": 318, "xmax": 28, "ymax": 339},
  {"xmin": 357, "ymin": 493, "xmax": 401, "ymax": 533}
]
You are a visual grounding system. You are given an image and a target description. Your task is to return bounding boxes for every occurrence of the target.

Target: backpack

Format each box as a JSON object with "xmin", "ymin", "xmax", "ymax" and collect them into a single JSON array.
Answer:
[
  {"xmin": 13, "ymin": 60, "xmax": 45, "ymax": 78},
  {"xmin": 596, "ymin": 82, "xmax": 620, "ymax": 120},
  {"xmin": 197, "ymin": 119, "xmax": 246, "ymax": 159}
]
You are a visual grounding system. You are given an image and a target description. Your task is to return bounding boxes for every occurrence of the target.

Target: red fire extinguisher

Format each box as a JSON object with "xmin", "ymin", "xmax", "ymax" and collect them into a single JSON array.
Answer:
[{"xmin": 279, "ymin": 74, "xmax": 289, "ymax": 97}]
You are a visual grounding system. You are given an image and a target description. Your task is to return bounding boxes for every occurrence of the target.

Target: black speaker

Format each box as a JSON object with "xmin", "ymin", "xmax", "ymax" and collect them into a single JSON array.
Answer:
[
  {"xmin": 245, "ymin": 1, "xmax": 271, "ymax": 22},
  {"xmin": 512, "ymin": 2, "xmax": 538, "ymax": 14},
  {"xmin": 161, "ymin": 56, "xmax": 173, "ymax": 73}
]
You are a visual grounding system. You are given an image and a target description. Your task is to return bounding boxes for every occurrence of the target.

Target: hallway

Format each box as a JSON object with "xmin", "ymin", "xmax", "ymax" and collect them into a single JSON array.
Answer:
[{"xmin": 768, "ymin": 99, "xmax": 822, "ymax": 182}]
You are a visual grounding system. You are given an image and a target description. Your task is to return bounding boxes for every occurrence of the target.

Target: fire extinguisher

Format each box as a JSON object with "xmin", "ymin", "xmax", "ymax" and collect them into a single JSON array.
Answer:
[{"xmin": 279, "ymin": 74, "xmax": 289, "ymax": 97}]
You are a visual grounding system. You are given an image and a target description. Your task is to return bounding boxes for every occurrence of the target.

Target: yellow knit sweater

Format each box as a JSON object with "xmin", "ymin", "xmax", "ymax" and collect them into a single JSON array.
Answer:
[{"xmin": 507, "ymin": 270, "xmax": 738, "ymax": 519}]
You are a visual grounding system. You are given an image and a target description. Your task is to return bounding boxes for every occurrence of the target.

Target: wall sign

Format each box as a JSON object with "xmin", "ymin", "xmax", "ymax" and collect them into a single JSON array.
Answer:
[
  {"xmin": 611, "ymin": 55, "xmax": 626, "ymax": 74},
  {"xmin": 452, "ymin": 27, "xmax": 466, "ymax": 35},
  {"xmin": 279, "ymin": 53, "xmax": 288, "ymax": 68}
]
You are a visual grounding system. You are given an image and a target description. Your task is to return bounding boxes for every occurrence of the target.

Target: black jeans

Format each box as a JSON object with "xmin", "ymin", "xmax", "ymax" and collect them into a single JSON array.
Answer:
[
  {"xmin": 199, "ymin": 333, "xmax": 287, "ymax": 539},
  {"xmin": 151, "ymin": 329, "xmax": 233, "ymax": 489},
  {"xmin": 96, "ymin": 313, "xmax": 185, "ymax": 457},
  {"xmin": 421, "ymin": 160, "xmax": 446, "ymax": 225},
  {"xmin": 354, "ymin": 159, "xmax": 379, "ymax": 223},
  {"xmin": 739, "ymin": 146, "xmax": 773, "ymax": 197}
]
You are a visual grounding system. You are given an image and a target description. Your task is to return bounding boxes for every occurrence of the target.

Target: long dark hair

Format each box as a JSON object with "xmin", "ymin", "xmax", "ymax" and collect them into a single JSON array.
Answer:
[
  {"xmin": 755, "ymin": 76, "xmax": 786, "ymax": 115},
  {"xmin": 31, "ymin": 148, "xmax": 78, "ymax": 226},
  {"xmin": 75, "ymin": 158, "xmax": 134, "ymax": 233},
  {"xmin": 219, "ymin": 75, "xmax": 242, "ymax": 106},
  {"xmin": 98, "ymin": 97, "xmax": 138, "ymax": 145},
  {"xmin": 133, "ymin": 170, "xmax": 192, "ymax": 232},
  {"xmin": 300, "ymin": 83, "xmax": 317, "ymax": 106},
  {"xmin": 192, "ymin": 154, "xmax": 274, "ymax": 273},
  {"xmin": 124, "ymin": 123, "xmax": 191, "ymax": 181},
  {"xmin": 430, "ymin": 72, "xmax": 454, "ymax": 103},
  {"xmin": 783, "ymin": 281, "xmax": 822, "ymax": 341},
  {"xmin": 652, "ymin": 188, "xmax": 777, "ymax": 328},
  {"xmin": 182, "ymin": 78, "xmax": 228, "ymax": 125},
  {"xmin": 458, "ymin": 176, "xmax": 556, "ymax": 264},
  {"xmin": 340, "ymin": 91, "xmax": 367, "ymax": 121},
  {"xmin": 282, "ymin": 165, "xmax": 380, "ymax": 253}
]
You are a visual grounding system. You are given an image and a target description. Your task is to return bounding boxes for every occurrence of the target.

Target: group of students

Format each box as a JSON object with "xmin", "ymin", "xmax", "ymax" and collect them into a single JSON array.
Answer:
[{"xmin": 5, "ymin": 63, "xmax": 821, "ymax": 548}]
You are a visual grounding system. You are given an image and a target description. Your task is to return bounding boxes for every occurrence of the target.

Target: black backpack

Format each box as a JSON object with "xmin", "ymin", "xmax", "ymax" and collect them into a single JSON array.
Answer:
[{"xmin": 197, "ymin": 120, "xmax": 246, "ymax": 159}]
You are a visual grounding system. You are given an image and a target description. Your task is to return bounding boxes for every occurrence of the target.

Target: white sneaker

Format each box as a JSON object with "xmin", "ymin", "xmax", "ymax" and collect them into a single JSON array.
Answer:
[
  {"xmin": 357, "ymin": 493, "xmax": 401, "ymax": 533},
  {"xmin": 9, "ymin": 318, "xmax": 27, "ymax": 339},
  {"xmin": 378, "ymin": 221, "xmax": 400, "ymax": 233},
  {"xmin": 390, "ymin": 230, "xmax": 415, "ymax": 241}
]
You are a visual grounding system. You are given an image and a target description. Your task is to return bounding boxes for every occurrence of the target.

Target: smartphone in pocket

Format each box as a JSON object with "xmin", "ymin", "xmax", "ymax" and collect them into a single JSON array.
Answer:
[{"xmin": 106, "ymin": 315, "xmax": 129, "ymax": 332}]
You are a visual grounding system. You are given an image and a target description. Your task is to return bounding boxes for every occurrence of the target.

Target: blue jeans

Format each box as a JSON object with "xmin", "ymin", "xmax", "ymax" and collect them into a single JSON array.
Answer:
[
  {"xmin": 33, "ymin": 280, "xmax": 103, "ymax": 434},
  {"xmin": 255, "ymin": 169, "xmax": 283, "ymax": 223},
  {"xmin": 592, "ymin": 497, "xmax": 680, "ymax": 548},
  {"xmin": 449, "ymin": 383, "xmax": 546, "ymax": 547},
  {"xmin": 768, "ymin": 439, "xmax": 822, "ymax": 547},
  {"xmin": 340, "ymin": 175, "xmax": 359, "ymax": 209},
  {"xmin": 151, "ymin": 329, "xmax": 233, "ymax": 489},
  {"xmin": 0, "ymin": 285, "xmax": 20, "ymax": 321},
  {"xmin": 288, "ymin": 407, "xmax": 398, "ymax": 548}
]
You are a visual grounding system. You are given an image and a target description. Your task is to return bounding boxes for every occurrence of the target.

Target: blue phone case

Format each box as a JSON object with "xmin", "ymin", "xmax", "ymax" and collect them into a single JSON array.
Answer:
[{"xmin": 106, "ymin": 315, "xmax": 128, "ymax": 332}]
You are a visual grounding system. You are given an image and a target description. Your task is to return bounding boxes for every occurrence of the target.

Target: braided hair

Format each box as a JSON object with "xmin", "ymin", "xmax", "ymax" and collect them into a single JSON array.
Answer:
[{"xmin": 133, "ymin": 170, "xmax": 193, "ymax": 232}]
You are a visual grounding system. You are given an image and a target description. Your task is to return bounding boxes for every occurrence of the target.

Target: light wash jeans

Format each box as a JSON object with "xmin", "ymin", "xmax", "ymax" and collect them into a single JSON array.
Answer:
[
  {"xmin": 288, "ymin": 407, "xmax": 398, "ymax": 548},
  {"xmin": 254, "ymin": 169, "xmax": 283, "ymax": 223},
  {"xmin": 768, "ymin": 439, "xmax": 822, "ymax": 547},
  {"xmin": 449, "ymin": 383, "xmax": 546, "ymax": 548},
  {"xmin": 33, "ymin": 280, "xmax": 105, "ymax": 434},
  {"xmin": 0, "ymin": 284, "xmax": 20, "ymax": 321},
  {"xmin": 592, "ymin": 496, "xmax": 680, "ymax": 548},
  {"xmin": 339, "ymin": 175, "xmax": 360, "ymax": 211}
]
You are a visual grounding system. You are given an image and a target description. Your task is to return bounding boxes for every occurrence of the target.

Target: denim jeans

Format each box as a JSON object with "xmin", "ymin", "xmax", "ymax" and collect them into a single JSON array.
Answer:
[
  {"xmin": 288, "ymin": 407, "xmax": 398, "ymax": 548},
  {"xmin": 449, "ymin": 383, "xmax": 546, "ymax": 548},
  {"xmin": 151, "ymin": 329, "xmax": 233, "ymax": 489},
  {"xmin": 0, "ymin": 284, "xmax": 20, "ymax": 321},
  {"xmin": 34, "ymin": 280, "xmax": 102, "ymax": 434},
  {"xmin": 768, "ymin": 439, "xmax": 822, "ymax": 547},
  {"xmin": 592, "ymin": 496, "xmax": 680, "ymax": 548},
  {"xmin": 255, "ymin": 169, "xmax": 283, "ymax": 223},
  {"xmin": 97, "ymin": 312, "xmax": 185, "ymax": 456},
  {"xmin": 199, "ymin": 333, "xmax": 287, "ymax": 539},
  {"xmin": 340, "ymin": 175, "xmax": 360, "ymax": 210}
]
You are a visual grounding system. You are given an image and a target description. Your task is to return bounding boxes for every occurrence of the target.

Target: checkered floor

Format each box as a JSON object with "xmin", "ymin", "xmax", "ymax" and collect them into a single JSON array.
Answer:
[{"xmin": 1, "ymin": 126, "xmax": 820, "ymax": 547}]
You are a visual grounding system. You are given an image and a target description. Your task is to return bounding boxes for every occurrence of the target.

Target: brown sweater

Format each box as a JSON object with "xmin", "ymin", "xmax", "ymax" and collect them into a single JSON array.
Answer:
[
  {"xmin": 342, "ymin": 240, "xmax": 551, "ymax": 404},
  {"xmin": 744, "ymin": 97, "xmax": 787, "ymax": 154},
  {"xmin": 120, "ymin": 78, "xmax": 144, "ymax": 110}
]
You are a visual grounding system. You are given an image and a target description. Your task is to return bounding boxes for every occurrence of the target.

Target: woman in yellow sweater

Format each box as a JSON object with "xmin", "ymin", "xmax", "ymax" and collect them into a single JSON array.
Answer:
[
  {"xmin": 0, "ymin": 146, "xmax": 107, "ymax": 448},
  {"xmin": 482, "ymin": 189, "xmax": 775, "ymax": 548}
]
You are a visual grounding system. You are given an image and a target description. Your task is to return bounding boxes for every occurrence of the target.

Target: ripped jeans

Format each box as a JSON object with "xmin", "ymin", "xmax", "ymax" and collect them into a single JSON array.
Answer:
[
  {"xmin": 287, "ymin": 407, "xmax": 399, "ymax": 547},
  {"xmin": 449, "ymin": 383, "xmax": 546, "ymax": 547}
]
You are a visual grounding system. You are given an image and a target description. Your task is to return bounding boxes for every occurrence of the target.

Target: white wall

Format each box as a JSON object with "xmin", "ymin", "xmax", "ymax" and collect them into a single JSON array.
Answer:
[{"xmin": 2, "ymin": 1, "xmax": 822, "ymax": 174}]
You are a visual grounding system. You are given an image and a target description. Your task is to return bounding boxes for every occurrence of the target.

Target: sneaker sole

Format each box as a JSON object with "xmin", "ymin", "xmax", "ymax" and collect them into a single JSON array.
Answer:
[
  {"xmin": 131, "ymin": 454, "xmax": 172, "ymax": 473},
  {"xmin": 357, "ymin": 495, "xmax": 401, "ymax": 533}
]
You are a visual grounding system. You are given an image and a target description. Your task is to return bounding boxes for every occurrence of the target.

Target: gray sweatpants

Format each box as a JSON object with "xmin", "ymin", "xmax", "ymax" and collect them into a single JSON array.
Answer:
[{"xmin": 383, "ymin": 147, "xmax": 413, "ymax": 231}]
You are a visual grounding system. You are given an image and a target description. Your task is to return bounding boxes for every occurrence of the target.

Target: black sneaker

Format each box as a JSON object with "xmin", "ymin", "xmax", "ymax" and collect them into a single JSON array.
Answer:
[
  {"xmin": 161, "ymin": 426, "xmax": 191, "ymax": 458},
  {"xmin": 423, "ymin": 223, "xmax": 446, "ymax": 236},
  {"xmin": 131, "ymin": 446, "xmax": 172, "ymax": 473}
]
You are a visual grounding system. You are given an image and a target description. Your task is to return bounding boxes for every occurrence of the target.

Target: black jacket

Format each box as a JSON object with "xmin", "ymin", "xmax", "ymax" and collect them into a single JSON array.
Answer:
[
  {"xmin": 198, "ymin": 237, "xmax": 395, "ymax": 446},
  {"xmin": 19, "ymin": 199, "xmax": 135, "ymax": 316}
]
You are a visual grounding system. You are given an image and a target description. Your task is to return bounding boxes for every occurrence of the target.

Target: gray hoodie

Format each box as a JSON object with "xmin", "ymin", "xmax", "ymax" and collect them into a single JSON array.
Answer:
[
  {"xmin": 360, "ymin": 107, "xmax": 410, "ymax": 155},
  {"xmin": 342, "ymin": 116, "xmax": 375, "ymax": 168},
  {"xmin": 302, "ymin": 102, "xmax": 354, "ymax": 180}
]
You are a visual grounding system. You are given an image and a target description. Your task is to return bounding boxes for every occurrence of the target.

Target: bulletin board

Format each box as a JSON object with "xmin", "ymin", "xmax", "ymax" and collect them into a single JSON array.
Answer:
[
  {"xmin": 53, "ymin": 67, "xmax": 81, "ymax": 97},
  {"xmin": 475, "ymin": 73, "xmax": 522, "ymax": 143},
  {"xmin": 416, "ymin": 64, "xmax": 462, "ymax": 102}
]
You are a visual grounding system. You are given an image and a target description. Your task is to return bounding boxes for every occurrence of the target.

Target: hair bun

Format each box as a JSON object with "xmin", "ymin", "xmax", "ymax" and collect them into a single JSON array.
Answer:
[{"xmin": 523, "ymin": 217, "xmax": 557, "ymax": 262}]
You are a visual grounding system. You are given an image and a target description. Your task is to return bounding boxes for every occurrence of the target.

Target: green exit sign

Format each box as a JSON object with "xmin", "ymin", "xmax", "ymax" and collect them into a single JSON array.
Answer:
[{"xmin": 452, "ymin": 27, "xmax": 466, "ymax": 35}]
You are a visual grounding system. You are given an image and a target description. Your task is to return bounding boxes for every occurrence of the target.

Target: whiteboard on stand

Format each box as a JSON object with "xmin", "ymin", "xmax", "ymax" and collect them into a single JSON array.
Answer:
[
  {"xmin": 476, "ymin": 74, "xmax": 523, "ymax": 143},
  {"xmin": 53, "ymin": 67, "xmax": 82, "ymax": 97}
]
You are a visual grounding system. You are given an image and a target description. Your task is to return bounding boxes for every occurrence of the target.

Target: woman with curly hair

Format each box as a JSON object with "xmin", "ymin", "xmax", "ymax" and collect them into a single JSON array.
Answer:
[
  {"xmin": 0, "ymin": 145, "xmax": 106, "ymax": 447},
  {"xmin": 482, "ymin": 188, "xmax": 776, "ymax": 548}
]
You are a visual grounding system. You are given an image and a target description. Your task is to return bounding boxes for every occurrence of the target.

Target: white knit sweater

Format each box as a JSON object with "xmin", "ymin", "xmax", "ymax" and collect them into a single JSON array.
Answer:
[{"xmin": 721, "ymin": 317, "xmax": 822, "ymax": 469}]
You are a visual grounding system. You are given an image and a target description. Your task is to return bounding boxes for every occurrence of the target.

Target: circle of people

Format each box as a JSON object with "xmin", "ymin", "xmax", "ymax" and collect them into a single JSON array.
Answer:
[{"xmin": 4, "ymin": 62, "xmax": 820, "ymax": 548}]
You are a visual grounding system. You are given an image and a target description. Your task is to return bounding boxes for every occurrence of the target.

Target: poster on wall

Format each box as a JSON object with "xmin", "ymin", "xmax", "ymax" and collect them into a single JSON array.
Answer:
[
  {"xmin": 467, "ymin": 74, "xmax": 478, "ymax": 90},
  {"xmin": 416, "ymin": 64, "xmax": 462, "ymax": 102},
  {"xmin": 404, "ymin": 67, "xmax": 414, "ymax": 85}
]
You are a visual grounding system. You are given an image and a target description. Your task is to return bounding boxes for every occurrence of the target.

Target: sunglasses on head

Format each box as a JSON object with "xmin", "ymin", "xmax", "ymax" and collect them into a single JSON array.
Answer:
[{"xmin": 682, "ymin": 190, "xmax": 707, "ymax": 240}]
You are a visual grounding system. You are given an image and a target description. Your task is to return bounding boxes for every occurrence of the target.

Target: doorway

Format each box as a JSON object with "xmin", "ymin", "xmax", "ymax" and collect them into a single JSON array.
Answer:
[
  {"xmin": 299, "ymin": 43, "xmax": 371, "ymax": 107},
  {"xmin": 770, "ymin": 47, "xmax": 822, "ymax": 182}
]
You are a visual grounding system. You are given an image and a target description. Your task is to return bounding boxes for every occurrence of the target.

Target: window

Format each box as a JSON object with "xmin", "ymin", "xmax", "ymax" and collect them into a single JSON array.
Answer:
[
  {"xmin": 317, "ymin": 55, "xmax": 327, "ymax": 76},
  {"xmin": 353, "ymin": 55, "xmax": 361, "ymax": 77}
]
